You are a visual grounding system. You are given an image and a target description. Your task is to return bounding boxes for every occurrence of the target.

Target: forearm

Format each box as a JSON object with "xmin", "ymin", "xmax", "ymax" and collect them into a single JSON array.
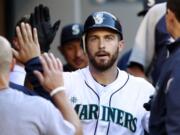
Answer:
[
  {"xmin": 25, "ymin": 57, "xmax": 51, "ymax": 99},
  {"xmin": 52, "ymin": 92, "xmax": 83, "ymax": 135}
]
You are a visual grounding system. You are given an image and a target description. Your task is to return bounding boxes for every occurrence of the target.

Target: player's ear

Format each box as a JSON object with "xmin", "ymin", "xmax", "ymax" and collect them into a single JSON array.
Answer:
[{"xmin": 118, "ymin": 40, "xmax": 124, "ymax": 53}]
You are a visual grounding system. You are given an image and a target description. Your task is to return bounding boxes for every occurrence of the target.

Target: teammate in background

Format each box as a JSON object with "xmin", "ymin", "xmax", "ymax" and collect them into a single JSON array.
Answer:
[
  {"xmin": 149, "ymin": 0, "xmax": 180, "ymax": 134},
  {"xmin": 14, "ymin": 11, "xmax": 155, "ymax": 135},
  {"xmin": 137, "ymin": 0, "xmax": 166, "ymax": 17},
  {"xmin": 0, "ymin": 35, "xmax": 82, "ymax": 135},
  {"xmin": 127, "ymin": 0, "xmax": 173, "ymax": 85},
  {"xmin": 58, "ymin": 23, "xmax": 88, "ymax": 71}
]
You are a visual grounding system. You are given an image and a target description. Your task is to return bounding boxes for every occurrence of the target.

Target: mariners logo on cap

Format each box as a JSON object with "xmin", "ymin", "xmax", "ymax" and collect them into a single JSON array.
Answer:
[
  {"xmin": 93, "ymin": 12, "xmax": 104, "ymax": 24},
  {"xmin": 72, "ymin": 24, "xmax": 80, "ymax": 35}
]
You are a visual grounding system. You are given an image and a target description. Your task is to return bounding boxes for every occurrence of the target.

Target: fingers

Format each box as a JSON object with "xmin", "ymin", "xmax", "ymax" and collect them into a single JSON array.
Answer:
[
  {"xmin": 39, "ymin": 55, "xmax": 49, "ymax": 74},
  {"xmin": 33, "ymin": 70, "xmax": 44, "ymax": 85},
  {"xmin": 43, "ymin": 6, "xmax": 50, "ymax": 21},
  {"xmin": 17, "ymin": 23, "xmax": 33, "ymax": 45},
  {"xmin": 25, "ymin": 23, "xmax": 33, "ymax": 42},
  {"xmin": 33, "ymin": 28, "xmax": 40, "ymax": 49},
  {"xmin": 29, "ymin": 13, "xmax": 36, "ymax": 27},
  {"xmin": 53, "ymin": 20, "xmax": 61, "ymax": 31},
  {"xmin": 35, "ymin": 6, "xmax": 41, "ymax": 25},
  {"xmin": 38, "ymin": 4, "xmax": 44, "ymax": 22},
  {"xmin": 49, "ymin": 53, "xmax": 58, "ymax": 69},
  {"xmin": 41, "ymin": 53, "xmax": 61, "ymax": 71},
  {"xmin": 17, "ymin": 22, "xmax": 40, "ymax": 52},
  {"xmin": 21, "ymin": 23, "xmax": 29, "ymax": 43},
  {"xmin": 43, "ymin": 53, "xmax": 53, "ymax": 70},
  {"xmin": 16, "ymin": 26, "xmax": 24, "ymax": 48}
]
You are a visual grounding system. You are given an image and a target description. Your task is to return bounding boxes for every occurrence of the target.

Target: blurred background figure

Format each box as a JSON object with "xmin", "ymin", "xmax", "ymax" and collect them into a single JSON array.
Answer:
[
  {"xmin": 149, "ymin": 0, "xmax": 180, "ymax": 134},
  {"xmin": 127, "ymin": 0, "xmax": 174, "ymax": 85},
  {"xmin": 117, "ymin": 0, "xmax": 166, "ymax": 73},
  {"xmin": 137, "ymin": 0, "xmax": 166, "ymax": 16},
  {"xmin": 58, "ymin": 23, "xmax": 88, "ymax": 71}
]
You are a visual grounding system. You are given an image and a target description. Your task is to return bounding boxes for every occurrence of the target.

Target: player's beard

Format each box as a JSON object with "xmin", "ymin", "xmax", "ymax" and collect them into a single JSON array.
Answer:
[{"xmin": 88, "ymin": 49, "xmax": 119, "ymax": 71}]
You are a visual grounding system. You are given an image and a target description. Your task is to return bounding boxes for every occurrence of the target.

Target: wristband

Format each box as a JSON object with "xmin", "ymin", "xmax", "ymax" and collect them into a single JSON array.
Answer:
[{"xmin": 50, "ymin": 86, "xmax": 65, "ymax": 97}]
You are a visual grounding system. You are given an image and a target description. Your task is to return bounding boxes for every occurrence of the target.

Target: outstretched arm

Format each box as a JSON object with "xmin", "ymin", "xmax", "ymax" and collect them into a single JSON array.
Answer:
[
  {"xmin": 34, "ymin": 53, "xmax": 82, "ymax": 135},
  {"xmin": 13, "ymin": 22, "xmax": 49, "ymax": 98}
]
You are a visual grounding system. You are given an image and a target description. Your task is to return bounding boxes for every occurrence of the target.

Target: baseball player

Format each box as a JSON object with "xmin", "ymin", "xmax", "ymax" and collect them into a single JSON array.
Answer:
[
  {"xmin": 15, "ymin": 12, "xmax": 155, "ymax": 135},
  {"xmin": 127, "ymin": 0, "xmax": 174, "ymax": 85},
  {"xmin": 58, "ymin": 23, "xmax": 88, "ymax": 71},
  {"xmin": 149, "ymin": 0, "xmax": 180, "ymax": 134}
]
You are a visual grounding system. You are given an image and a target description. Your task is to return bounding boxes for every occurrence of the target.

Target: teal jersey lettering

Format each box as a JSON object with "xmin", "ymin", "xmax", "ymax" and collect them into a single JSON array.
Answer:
[{"xmin": 74, "ymin": 104, "xmax": 137, "ymax": 132}]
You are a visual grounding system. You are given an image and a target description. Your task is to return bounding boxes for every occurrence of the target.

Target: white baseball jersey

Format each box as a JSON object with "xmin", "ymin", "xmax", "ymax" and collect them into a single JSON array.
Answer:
[{"xmin": 64, "ymin": 66, "xmax": 155, "ymax": 135}]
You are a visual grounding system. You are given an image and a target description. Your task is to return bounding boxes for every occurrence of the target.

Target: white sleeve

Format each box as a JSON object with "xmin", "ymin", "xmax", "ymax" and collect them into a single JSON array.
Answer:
[
  {"xmin": 128, "ymin": 3, "xmax": 167, "ymax": 71},
  {"xmin": 44, "ymin": 100, "xmax": 75, "ymax": 135}
]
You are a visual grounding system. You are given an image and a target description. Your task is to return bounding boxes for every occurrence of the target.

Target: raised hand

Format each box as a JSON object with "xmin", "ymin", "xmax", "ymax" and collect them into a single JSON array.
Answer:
[
  {"xmin": 12, "ymin": 23, "xmax": 41, "ymax": 63},
  {"xmin": 33, "ymin": 53, "xmax": 64, "ymax": 92},
  {"xmin": 29, "ymin": 4, "xmax": 60, "ymax": 52}
]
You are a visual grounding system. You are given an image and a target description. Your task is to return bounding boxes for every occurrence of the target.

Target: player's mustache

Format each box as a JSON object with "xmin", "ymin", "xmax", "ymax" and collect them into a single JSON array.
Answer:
[{"xmin": 95, "ymin": 51, "xmax": 110, "ymax": 56}]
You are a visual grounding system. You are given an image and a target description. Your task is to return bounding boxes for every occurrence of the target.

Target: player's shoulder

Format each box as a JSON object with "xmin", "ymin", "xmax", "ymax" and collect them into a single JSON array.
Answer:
[
  {"xmin": 147, "ymin": 2, "xmax": 166, "ymax": 16},
  {"xmin": 9, "ymin": 87, "xmax": 54, "ymax": 111},
  {"xmin": 129, "ymin": 74, "xmax": 151, "ymax": 85},
  {"xmin": 129, "ymin": 74, "xmax": 155, "ymax": 93}
]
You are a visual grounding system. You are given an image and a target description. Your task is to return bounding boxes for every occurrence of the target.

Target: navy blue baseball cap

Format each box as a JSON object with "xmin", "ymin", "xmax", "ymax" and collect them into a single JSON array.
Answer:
[
  {"xmin": 84, "ymin": 11, "xmax": 123, "ymax": 40},
  {"xmin": 60, "ymin": 23, "xmax": 84, "ymax": 46},
  {"xmin": 137, "ymin": 0, "xmax": 167, "ymax": 16}
]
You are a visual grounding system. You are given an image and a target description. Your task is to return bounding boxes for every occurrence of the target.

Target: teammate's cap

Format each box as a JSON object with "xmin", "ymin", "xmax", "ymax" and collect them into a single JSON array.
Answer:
[
  {"xmin": 84, "ymin": 11, "xmax": 123, "ymax": 40},
  {"xmin": 137, "ymin": 0, "xmax": 167, "ymax": 16},
  {"xmin": 60, "ymin": 23, "xmax": 84, "ymax": 46}
]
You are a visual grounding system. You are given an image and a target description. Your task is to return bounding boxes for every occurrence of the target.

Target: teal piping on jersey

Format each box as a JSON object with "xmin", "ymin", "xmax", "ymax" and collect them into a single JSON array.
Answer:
[
  {"xmin": 106, "ymin": 74, "xmax": 130, "ymax": 134},
  {"xmin": 83, "ymin": 74, "xmax": 130, "ymax": 135}
]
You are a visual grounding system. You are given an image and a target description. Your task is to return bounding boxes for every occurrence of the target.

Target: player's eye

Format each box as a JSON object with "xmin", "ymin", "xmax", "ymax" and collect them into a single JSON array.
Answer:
[
  {"xmin": 105, "ymin": 35, "xmax": 114, "ymax": 41},
  {"xmin": 88, "ymin": 36, "xmax": 98, "ymax": 42}
]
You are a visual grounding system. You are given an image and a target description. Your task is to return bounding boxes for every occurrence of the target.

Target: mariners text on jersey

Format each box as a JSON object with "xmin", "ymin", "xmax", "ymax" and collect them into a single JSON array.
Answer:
[{"xmin": 75, "ymin": 104, "xmax": 137, "ymax": 132}]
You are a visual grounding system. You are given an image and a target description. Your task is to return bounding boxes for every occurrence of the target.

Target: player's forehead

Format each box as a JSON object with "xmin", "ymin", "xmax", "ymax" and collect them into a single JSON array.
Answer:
[{"xmin": 86, "ymin": 28, "xmax": 118, "ymax": 37}]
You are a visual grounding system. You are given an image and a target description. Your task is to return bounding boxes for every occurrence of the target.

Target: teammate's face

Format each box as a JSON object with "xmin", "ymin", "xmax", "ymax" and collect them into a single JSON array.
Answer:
[
  {"xmin": 86, "ymin": 28, "xmax": 124, "ymax": 71},
  {"xmin": 59, "ymin": 40, "xmax": 88, "ymax": 70}
]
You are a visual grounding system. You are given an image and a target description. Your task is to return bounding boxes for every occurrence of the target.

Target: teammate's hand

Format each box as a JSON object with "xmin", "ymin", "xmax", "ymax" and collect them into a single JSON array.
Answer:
[
  {"xmin": 33, "ymin": 53, "xmax": 64, "ymax": 92},
  {"xmin": 12, "ymin": 22, "xmax": 41, "ymax": 63},
  {"xmin": 29, "ymin": 4, "xmax": 60, "ymax": 52}
]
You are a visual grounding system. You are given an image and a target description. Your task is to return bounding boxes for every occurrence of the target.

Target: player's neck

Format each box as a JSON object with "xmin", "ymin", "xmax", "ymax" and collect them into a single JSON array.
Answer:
[{"xmin": 89, "ymin": 65, "xmax": 118, "ymax": 86}]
